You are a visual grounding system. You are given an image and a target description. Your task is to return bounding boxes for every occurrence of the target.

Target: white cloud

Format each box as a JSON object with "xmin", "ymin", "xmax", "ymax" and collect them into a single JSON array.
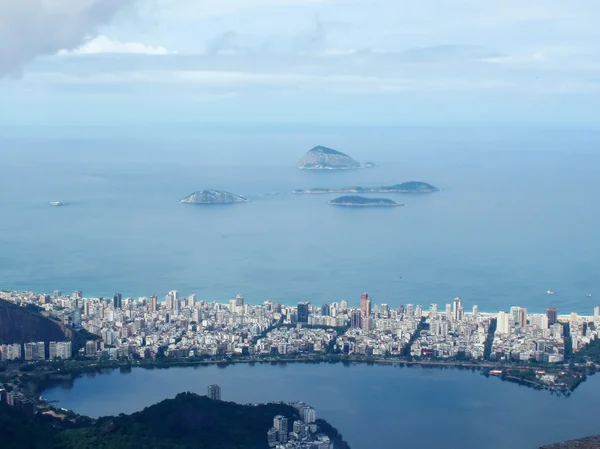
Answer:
[{"xmin": 58, "ymin": 35, "xmax": 176, "ymax": 55}]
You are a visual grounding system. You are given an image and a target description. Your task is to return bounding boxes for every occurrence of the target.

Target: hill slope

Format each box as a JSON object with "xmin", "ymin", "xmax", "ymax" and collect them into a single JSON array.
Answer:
[
  {"xmin": 297, "ymin": 146, "xmax": 365, "ymax": 170},
  {"xmin": 0, "ymin": 393, "xmax": 352, "ymax": 449},
  {"xmin": 0, "ymin": 299, "xmax": 97, "ymax": 354},
  {"xmin": 0, "ymin": 300, "xmax": 69, "ymax": 344}
]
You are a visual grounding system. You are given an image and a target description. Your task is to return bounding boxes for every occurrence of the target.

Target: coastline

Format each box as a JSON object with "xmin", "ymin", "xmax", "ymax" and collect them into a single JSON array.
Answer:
[{"xmin": 327, "ymin": 202, "xmax": 404, "ymax": 207}]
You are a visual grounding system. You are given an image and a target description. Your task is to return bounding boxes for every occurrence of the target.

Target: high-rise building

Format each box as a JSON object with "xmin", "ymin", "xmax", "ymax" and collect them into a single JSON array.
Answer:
[
  {"xmin": 594, "ymin": 306, "xmax": 600, "ymax": 321},
  {"xmin": 321, "ymin": 304, "xmax": 330, "ymax": 316},
  {"xmin": 497, "ymin": 311, "xmax": 509, "ymax": 334},
  {"xmin": 360, "ymin": 293, "xmax": 371, "ymax": 317},
  {"xmin": 445, "ymin": 304, "xmax": 452, "ymax": 320},
  {"xmin": 406, "ymin": 304, "xmax": 414, "ymax": 317},
  {"xmin": 207, "ymin": 384, "xmax": 221, "ymax": 401},
  {"xmin": 188, "ymin": 294, "xmax": 196, "ymax": 308},
  {"xmin": 519, "ymin": 308, "xmax": 528, "ymax": 328},
  {"xmin": 150, "ymin": 295, "xmax": 158, "ymax": 312},
  {"xmin": 452, "ymin": 297, "xmax": 462, "ymax": 321},
  {"xmin": 267, "ymin": 428, "xmax": 278, "ymax": 447},
  {"xmin": 415, "ymin": 305, "xmax": 423, "ymax": 318},
  {"xmin": 235, "ymin": 294, "xmax": 244, "ymax": 307},
  {"xmin": 169, "ymin": 290, "xmax": 179, "ymax": 301},
  {"xmin": 113, "ymin": 293, "xmax": 122, "ymax": 310},
  {"xmin": 472, "ymin": 305, "xmax": 479, "ymax": 318},
  {"xmin": 350, "ymin": 309, "xmax": 362, "ymax": 329},
  {"xmin": 297, "ymin": 302, "xmax": 310, "ymax": 323},
  {"xmin": 510, "ymin": 306, "xmax": 521, "ymax": 326},
  {"xmin": 273, "ymin": 415, "xmax": 288, "ymax": 443},
  {"xmin": 546, "ymin": 308, "xmax": 558, "ymax": 326},
  {"xmin": 340, "ymin": 300, "xmax": 348, "ymax": 312},
  {"xmin": 380, "ymin": 303, "xmax": 390, "ymax": 318},
  {"xmin": 429, "ymin": 304, "xmax": 438, "ymax": 319},
  {"xmin": 49, "ymin": 342, "xmax": 58, "ymax": 360}
]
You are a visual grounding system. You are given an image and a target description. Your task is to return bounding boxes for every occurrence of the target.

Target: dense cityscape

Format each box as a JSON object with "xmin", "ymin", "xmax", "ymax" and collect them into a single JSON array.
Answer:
[{"xmin": 1, "ymin": 289, "xmax": 598, "ymax": 371}]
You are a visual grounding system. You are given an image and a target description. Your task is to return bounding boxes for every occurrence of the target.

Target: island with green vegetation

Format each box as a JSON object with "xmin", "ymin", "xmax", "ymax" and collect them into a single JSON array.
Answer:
[
  {"xmin": 180, "ymin": 190, "xmax": 248, "ymax": 204},
  {"xmin": 328, "ymin": 196, "xmax": 404, "ymax": 207},
  {"xmin": 0, "ymin": 393, "xmax": 351, "ymax": 449},
  {"xmin": 294, "ymin": 181, "xmax": 439, "ymax": 195},
  {"xmin": 296, "ymin": 146, "xmax": 373, "ymax": 170}
]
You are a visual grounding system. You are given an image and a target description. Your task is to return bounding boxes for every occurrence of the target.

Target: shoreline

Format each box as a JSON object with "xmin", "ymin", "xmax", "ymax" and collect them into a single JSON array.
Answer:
[
  {"xmin": 327, "ymin": 202, "xmax": 404, "ymax": 207},
  {"xmin": 14, "ymin": 355, "xmax": 588, "ymax": 399}
]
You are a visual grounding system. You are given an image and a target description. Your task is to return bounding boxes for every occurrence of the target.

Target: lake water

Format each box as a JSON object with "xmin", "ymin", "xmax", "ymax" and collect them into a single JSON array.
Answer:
[
  {"xmin": 1, "ymin": 125, "xmax": 599, "ymax": 313},
  {"xmin": 42, "ymin": 363, "xmax": 600, "ymax": 449}
]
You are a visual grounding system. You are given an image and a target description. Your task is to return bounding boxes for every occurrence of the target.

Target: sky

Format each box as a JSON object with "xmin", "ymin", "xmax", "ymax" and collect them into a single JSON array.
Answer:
[{"xmin": 1, "ymin": 0, "xmax": 600, "ymax": 126}]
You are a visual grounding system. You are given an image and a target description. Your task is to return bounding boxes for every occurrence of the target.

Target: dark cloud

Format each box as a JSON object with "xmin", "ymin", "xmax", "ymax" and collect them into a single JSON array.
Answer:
[{"xmin": 0, "ymin": 0, "xmax": 135, "ymax": 76}]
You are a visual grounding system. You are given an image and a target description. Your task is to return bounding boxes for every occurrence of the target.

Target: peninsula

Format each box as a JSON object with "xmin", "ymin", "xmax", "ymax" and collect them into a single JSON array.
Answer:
[
  {"xmin": 294, "ymin": 182, "xmax": 439, "ymax": 195},
  {"xmin": 180, "ymin": 190, "xmax": 248, "ymax": 204},
  {"xmin": 328, "ymin": 196, "xmax": 404, "ymax": 207},
  {"xmin": 296, "ymin": 146, "xmax": 372, "ymax": 170}
]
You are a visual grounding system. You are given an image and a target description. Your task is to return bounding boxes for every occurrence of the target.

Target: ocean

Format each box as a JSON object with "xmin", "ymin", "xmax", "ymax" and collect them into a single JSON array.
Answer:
[{"xmin": 1, "ymin": 124, "xmax": 599, "ymax": 313}]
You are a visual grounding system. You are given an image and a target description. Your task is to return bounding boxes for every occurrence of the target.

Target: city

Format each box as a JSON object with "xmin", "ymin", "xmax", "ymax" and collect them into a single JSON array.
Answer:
[{"xmin": 1, "ymin": 290, "xmax": 598, "ymax": 377}]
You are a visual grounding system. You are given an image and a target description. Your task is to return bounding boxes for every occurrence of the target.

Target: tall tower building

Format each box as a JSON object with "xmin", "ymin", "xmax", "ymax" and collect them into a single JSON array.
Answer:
[
  {"xmin": 150, "ymin": 295, "xmax": 157, "ymax": 312},
  {"xmin": 452, "ymin": 297, "xmax": 462, "ymax": 321},
  {"xmin": 297, "ymin": 302, "xmax": 310, "ymax": 323},
  {"xmin": 497, "ymin": 311, "xmax": 509, "ymax": 334},
  {"xmin": 169, "ymin": 290, "xmax": 179, "ymax": 301},
  {"xmin": 472, "ymin": 305, "xmax": 479, "ymax": 318},
  {"xmin": 429, "ymin": 304, "xmax": 438, "ymax": 319},
  {"xmin": 546, "ymin": 308, "xmax": 558, "ymax": 325},
  {"xmin": 321, "ymin": 304, "xmax": 330, "ymax": 316},
  {"xmin": 235, "ymin": 294, "xmax": 244, "ymax": 307},
  {"xmin": 445, "ymin": 304, "xmax": 452, "ymax": 320},
  {"xmin": 340, "ymin": 300, "xmax": 348, "ymax": 312},
  {"xmin": 360, "ymin": 293, "xmax": 371, "ymax": 317},
  {"xmin": 273, "ymin": 415, "xmax": 288, "ymax": 443},
  {"xmin": 510, "ymin": 306, "xmax": 521, "ymax": 326},
  {"xmin": 113, "ymin": 293, "xmax": 122, "ymax": 310},
  {"xmin": 518, "ymin": 308, "xmax": 528, "ymax": 328},
  {"xmin": 350, "ymin": 309, "xmax": 362, "ymax": 329},
  {"xmin": 207, "ymin": 384, "xmax": 221, "ymax": 401}
]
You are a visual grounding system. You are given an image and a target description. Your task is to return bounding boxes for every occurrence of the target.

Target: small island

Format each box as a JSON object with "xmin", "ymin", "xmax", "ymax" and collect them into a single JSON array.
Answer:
[
  {"xmin": 328, "ymin": 196, "xmax": 404, "ymax": 207},
  {"xmin": 294, "ymin": 181, "xmax": 439, "ymax": 195},
  {"xmin": 180, "ymin": 190, "xmax": 248, "ymax": 205},
  {"xmin": 296, "ymin": 146, "xmax": 373, "ymax": 170}
]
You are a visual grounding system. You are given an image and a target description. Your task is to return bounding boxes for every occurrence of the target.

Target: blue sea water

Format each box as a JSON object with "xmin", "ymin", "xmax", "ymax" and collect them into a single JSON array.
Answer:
[
  {"xmin": 42, "ymin": 362, "xmax": 600, "ymax": 449},
  {"xmin": 1, "ymin": 124, "xmax": 600, "ymax": 313}
]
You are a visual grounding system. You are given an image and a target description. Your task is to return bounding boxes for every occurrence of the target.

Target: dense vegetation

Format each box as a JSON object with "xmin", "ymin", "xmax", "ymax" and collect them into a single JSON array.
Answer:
[
  {"xmin": 0, "ymin": 393, "xmax": 350, "ymax": 449},
  {"xmin": 0, "ymin": 402, "xmax": 55, "ymax": 448}
]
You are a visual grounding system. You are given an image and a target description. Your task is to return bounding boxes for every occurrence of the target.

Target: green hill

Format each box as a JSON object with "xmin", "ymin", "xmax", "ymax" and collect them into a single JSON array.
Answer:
[{"xmin": 0, "ymin": 393, "xmax": 351, "ymax": 449}]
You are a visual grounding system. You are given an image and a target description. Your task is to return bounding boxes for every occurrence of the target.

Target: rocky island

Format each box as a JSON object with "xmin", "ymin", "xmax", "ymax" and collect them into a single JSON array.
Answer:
[
  {"xmin": 296, "ymin": 146, "xmax": 372, "ymax": 170},
  {"xmin": 328, "ymin": 196, "xmax": 404, "ymax": 207},
  {"xmin": 180, "ymin": 190, "xmax": 248, "ymax": 204},
  {"xmin": 294, "ymin": 181, "xmax": 439, "ymax": 195}
]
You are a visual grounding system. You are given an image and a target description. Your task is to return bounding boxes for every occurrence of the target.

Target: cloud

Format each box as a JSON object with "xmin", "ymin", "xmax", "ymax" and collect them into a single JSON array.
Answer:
[
  {"xmin": 0, "ymin": 0, "xmax": 135, "ymax": 76},
  {"xmin": 58, "ymin": 35, "xmax": 176, "ymax": 55}
]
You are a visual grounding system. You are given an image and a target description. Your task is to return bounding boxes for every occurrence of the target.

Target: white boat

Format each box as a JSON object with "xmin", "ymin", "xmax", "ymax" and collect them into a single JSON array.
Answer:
[
  {"xmin": 547, "ymin": 290, "xmax": 555, "ymax": 295},
  {"xmin": 49, "ymin": 201, "xmax": 65, "ymax": 207}
]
